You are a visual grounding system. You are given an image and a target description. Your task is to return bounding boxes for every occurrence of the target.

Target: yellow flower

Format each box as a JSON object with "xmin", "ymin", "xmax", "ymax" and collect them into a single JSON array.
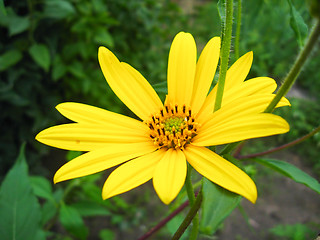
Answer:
[{"xmin": 36, "ymin": 32, "xmax": 290, "ymax": 204}]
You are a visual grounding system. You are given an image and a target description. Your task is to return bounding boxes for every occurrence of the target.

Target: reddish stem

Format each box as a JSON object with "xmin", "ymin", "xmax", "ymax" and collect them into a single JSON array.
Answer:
[
  {"xmin": 137, "ymin": 201, "xmax": 189, "ymax": 240},
  {"xmin": 238, "ymin": 125, "xmax": 320, "ymax": 159},
  {"xmin": 138, "ymin": 191, "xmax": 199, "ymax": 240}
]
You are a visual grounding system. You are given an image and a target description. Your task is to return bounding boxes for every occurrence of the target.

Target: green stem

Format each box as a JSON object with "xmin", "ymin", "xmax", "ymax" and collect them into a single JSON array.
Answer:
[
  {"xmin": 214, "ymin": 0, "xmax": 234, "ymax": 111},
  {"xmin": 234, "ymin": 0, "xmax": 242, "ymax": 60},
  {"xmin": 265, "ymin": 19, "xmax": 320, "ymax": 113},
  {"xmin": 185, "ymin": 165, "xmax": 199, "ymax": 240},
  {"xmin": 238, "ymin": 125, "xmax": 320, "ymax": 159},
  {"xmin": 171, "ymin": 188, "xmax": 203, "ymax": 240}
]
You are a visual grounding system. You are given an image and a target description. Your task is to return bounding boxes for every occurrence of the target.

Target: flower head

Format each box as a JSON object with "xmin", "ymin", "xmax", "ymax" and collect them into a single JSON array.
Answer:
[{"xmin": 36, "ymin": 32, "xmax": 290, "ymax": 204}]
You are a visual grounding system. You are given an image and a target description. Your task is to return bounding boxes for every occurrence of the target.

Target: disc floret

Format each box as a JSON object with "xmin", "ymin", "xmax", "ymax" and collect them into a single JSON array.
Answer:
[{"xmin": 147, "ymin": 104, "xmax": 199, "ymax": 149}]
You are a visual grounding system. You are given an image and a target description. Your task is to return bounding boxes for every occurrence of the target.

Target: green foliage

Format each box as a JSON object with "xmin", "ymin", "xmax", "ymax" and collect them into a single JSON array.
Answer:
[
  {"xmin": 59, "ymin": 203, "xmax": 89, "ymax": 240},
  {"xmin": 254, "ymin": 158, "xmax": 320, "ymax": 194},
  {"xmin": 99, "ymin": 229, "xmax": 115, "ymax": 240},
  {"xmin": 0, "ymin": 0, "xmax": 5, "ymax": 15},
  {"xmin": 0, "ymin": 49, "xmax": 22, "ymax": 71},
  {"xmin": 0, "ymin": 145, "xmax": 44, "ymax": 240},
  {"xmin": 0, "ymin": 145, "xmax": 156, "ymax": 239},
  {"xmin": 0, "ymin": 0, "xmax": 185, "ymax": 177},
  {"xmin": 276, "ymin": 98, "xmax": 320, "ymax": 175},
  {"xmin": 287, "ymin": 0, "xmax": 309, "ymax": 47},
  {"xmin": 200, "ymin": 178, "xmax": 241, "ymax": 235},
  {"xmin": 29, "ymin": 44, "xmax": 51, "ymax": 72},
  {"xmin": 269, "ymin": 223, "xmax": 317, "ymax": 240}
]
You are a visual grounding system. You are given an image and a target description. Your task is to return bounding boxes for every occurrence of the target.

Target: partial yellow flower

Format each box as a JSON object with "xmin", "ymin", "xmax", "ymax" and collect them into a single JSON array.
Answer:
[{"xmin": 36, "ymin": 32, "xmax": 290, "ymax": 205}]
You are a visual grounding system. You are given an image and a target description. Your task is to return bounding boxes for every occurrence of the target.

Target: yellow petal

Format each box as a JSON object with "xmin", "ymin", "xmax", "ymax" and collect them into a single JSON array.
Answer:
[
  {"xmin": 153, "ymin": 148, "xmax": 187, "ymax": 204},
  {"xmin": 191, "ymin": 37, "xmax": 221, "ymax": 114},
  {"xmin": 56, "ymin": 102, "xmax": 147, "ymax": 129},
  {"xmin": 102, "ymin": 149, "xmax": 166, "ymax": 199},
  {"xmin": 36, "ymin": 123, "xmax": 150, "ymax": 151},
  {"xmin": 193, "ymin": 113, "xmax": 289, "ymax": 146},
  {"xmin": 184, "ymin": 145, "xmax": 257, "ymax": 203},
  {"xmin": 98, "ymin": 47, "xmax": 163, "ymax": 120},
  {"xmin": 196, "ymin": 52, "xmax": 253, "ymax": 120},
  {"xmin": 199, "ymin": 94, "xmax": 290, "ymax": 127},
  {"xmin": 221, "ymin": 77, "xmax": 278, "ymax": 106},
  {"xmin": 224, "ymin": 51, "xmax": 253, "ymax": 89},
  {"xmin": 167, "ymin": 32, "xmax": 197, "ymax": 106},
  {"xmin": 53, "ymin": 141, "xmax": 157, "ymax": 183}
]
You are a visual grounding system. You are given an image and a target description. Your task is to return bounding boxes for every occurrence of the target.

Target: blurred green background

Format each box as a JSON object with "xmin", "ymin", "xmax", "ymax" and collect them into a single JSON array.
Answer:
[{"xmin": 0, "ymin": 0, "xmax": 319, "ymax": 239}]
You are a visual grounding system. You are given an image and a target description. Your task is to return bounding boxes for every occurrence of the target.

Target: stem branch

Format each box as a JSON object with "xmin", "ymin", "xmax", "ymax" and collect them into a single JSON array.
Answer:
[
  {"xmin": 265, "ymin": 19, "xmax": 320, "ymax": 113},
  {"xmin": 238, "ymin": 125, "xmax": 320, "ymax": 159}
]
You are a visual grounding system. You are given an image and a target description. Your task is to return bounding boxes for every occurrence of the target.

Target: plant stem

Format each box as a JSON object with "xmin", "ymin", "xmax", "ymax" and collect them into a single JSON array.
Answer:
[
  {"xmin": 265, "ymin": 19, "xmax": 320, "ymax": 113},
  {"xmin": 138, "ymin": 200, "xmax": 190, "ymax": 240},
  {"xmin": 138, "ymin": 191, "xmax": 200, "ymax": 240},
  {"xmin": 219, "ymin": 141, "xmax": 239, "ymax": 155},
  {"xmin": 171, "ymin": 188, "xmax": 203, "ymax": 240},
  {"xmin": 214, "ymin": 0, "xmax": 234, "ymax": 111},
  {"xmin": 238, "ymin": 125, "xmax": 320, "ymax": 159},
  {"xmin": 185, "ymin": 165, "xmax": 199, "ymax": 240},
  {"xmin": 234, "ymin": 0, "xmax": 242, "ymax": 60},
  {"xmin": 220, "ymin": 19, "xmax": 320, "ymax": 157}
]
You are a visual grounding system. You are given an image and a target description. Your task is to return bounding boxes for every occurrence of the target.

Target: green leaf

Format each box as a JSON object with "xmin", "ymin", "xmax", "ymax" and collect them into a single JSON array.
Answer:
[
  {"xmin": 0, "ymin": 49, "xmax": 22, "ymax": 71},
  {"xmin": 270, "ymin": 223, "xmax": 316, "ymax": 240},
  {"xmin": 41, "ymin": 200, "xmax": 58, "ymax": 226},
  {"xmin": 200, "ymin": 178, "xmax": 241, "ymax": 235},
  {"xmin": 70, "ymin": 201, "xmax": 111, "ymax": 217},
  {"xmin": 99, "ymin": 229, "xmax": 115, "ymax": 240},
  {"xmin": 52, "ymin": 55, "xmax": 67, "ymax": 81},
  {"xmin": 59, "ymin": 203, "xmax": 88, "ymax": 240},
  {"xmin": 0, "ymin": 8, "xmax": 30, "ymax": 35},
  {"xmin": 8, "ymin": 15, "xmax": 30, "ymax": 36},
  {"xmin": 29, "ymin": 176, "xmax": 54, "ymax": 202},
  {"xmin": 217, "ymin": 0, "xmax": 226, "ymax": 34},
  {"xmin": 287, "ymin": 0, "xmax": 308, "ymax": 47},
  {"xmin": 254, "ymin": 158, "xmax": 320, "ymax": 194},
  {"xmin": 0, "ymin": 144, "xmax": 42, "ymax": 240},
  {"xmin": 0, "ymin": 0, "xmax": 6, "ymax": 15},
  {"xmin": 29, "ymin": 44, "xmax": 51, "ymax": 72},
  {"xmin": 44, "ymin": 0, "xmax": 76, "ymax": 19},
  {"xmin": 94, "ymin": 28, "xmax": 114, "ymax": 48}
]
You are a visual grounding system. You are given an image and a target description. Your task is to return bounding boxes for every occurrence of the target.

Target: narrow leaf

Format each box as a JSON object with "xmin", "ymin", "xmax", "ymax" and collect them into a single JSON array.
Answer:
[
  {"xmin": 217, "ymin": 0, "xmax": 226, "ymax": 35},
  {"xmin": 29, "ymin": 44, "xmax": 51, "ymax": 72},
  {"xmin": 0, "ymin": 144, "xmax": 42, "ymax": 240},
  {"xmin": 200, "ymin": 178, "xmax": 241, "ymax": 235},
  {"xmin": 254, "ymin": 158, "xmax": 320, "ymax": 194},
  {"xmin": 287, "ymin": 0, "xmax": 308, "ymax": 47},
  {"xmin": 217, "ymin": 0, "xmax": 226, "ymax": 26}
]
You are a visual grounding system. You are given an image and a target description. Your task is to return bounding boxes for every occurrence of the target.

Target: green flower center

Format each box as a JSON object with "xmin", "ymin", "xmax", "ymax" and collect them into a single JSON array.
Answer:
[
  {"xmin": 163, "ymin": 116, "xmax": 186, "ymax": 133},
  {"xmin": 146, "ymin": 104, "xmax": 200, "ymax": 149}
]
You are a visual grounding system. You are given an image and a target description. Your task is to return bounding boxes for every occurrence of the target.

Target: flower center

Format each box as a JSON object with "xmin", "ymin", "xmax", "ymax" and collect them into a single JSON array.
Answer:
[{"xmin": 147, "ymin": 104, "xmax": 200, "ymax": 149}]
